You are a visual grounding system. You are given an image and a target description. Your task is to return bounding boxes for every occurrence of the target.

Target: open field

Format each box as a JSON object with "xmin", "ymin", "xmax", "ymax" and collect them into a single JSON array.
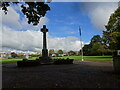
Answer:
[
  {"xmin": 53, "ymin": 56, "xmax": 113, "ymax": 62},
  {"xmin": 0, "ymin": 56, "xmax": 112, "ymax": 64},
  {"xmin": 0, "ymin": 58, "xmax": 36, "ymax": 64}
]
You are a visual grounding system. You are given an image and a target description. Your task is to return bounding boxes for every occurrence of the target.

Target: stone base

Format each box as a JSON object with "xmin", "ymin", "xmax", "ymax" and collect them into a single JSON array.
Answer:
[
  {"xmin": 38, "ymin": 56, "xmax": 53, "ymax": 64},
  {"xmin": 17, "ymin": 57, "xmax": 74, "ymax": 67},
  {"xmin": 42, "ymin": 49, "xmax": 48, "ymax": 57}
]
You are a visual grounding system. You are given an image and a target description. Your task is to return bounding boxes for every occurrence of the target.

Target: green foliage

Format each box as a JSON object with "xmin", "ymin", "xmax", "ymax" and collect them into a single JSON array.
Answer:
[
  {"xmin": 49, "ymin": 49, "xmax": 55, "ymax": 56},
  {"xmin": 84, "ymin": 7, "xmax": 120, "ymax": 56},
  {"xmin": 11, "ymin": 52, "xmax": 18, "ymax": 58},
  {"xmin": 10, "ymin": 52, "xmax": 26, "ymax": 59},
  {"xmin": 17, "ymin": 55, "xmax": 26, "ymax": 59},
  {"xmin": 1, "ymin": 1, "xmax": 50, "ymax": 25},
  {"xmin": 103, "ymin": 7, "xmax": 120, "ymax": 50},
  {"xmin": 90, "ymin": 35, "xmax": 102, "ymax": 45},
  {"xmin": 57, "ymin": 50, "xmax": 63, "ymax": 54},
  {"xmin": 82, "ymin": 44, "xmax": 91, "ymax": 56},
  {"xmin": 1, "ymin": 56, "xmax": 112, "ymax": 64},
  {"xmin": 29, "ymin": 54, "xmax": 42, "ymax": 57},
  {"xmin": 68, "ymin": 51, "xmax": 76, "ymax": 56},
  {"xmin": 8, "ymin": 57, "xmax": 14, "ymax": 59},
  {"xmin": 90, "ymin": 42, "xmax": 101, "ymax": 55},
  {"xmin": 82, "ymin": 35, "xmax": 112, "ymax": 56},
  {"xmin": 105, "ymin": 7, "xmax": 120, "ymax": 32}
]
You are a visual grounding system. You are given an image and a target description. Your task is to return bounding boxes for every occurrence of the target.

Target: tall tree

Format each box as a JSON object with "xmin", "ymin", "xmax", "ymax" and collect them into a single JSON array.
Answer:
[
  {"xmin": 90, "ymin": 35, "xmax": 102, "ymax": 45},
  {"xmin": 1, "ymin": 1, "xmax": 50, "ymax": 25},
  {"xmin": 82, "ymin": 35, "xmax": 112, "ymax": 56},
  {"xmin": 103, "ymin": 7, "xmax": 120, "ymax": 50},
  {"xmin": 82, "ymin": 44, "xmax": 92, "ymax": 56}
]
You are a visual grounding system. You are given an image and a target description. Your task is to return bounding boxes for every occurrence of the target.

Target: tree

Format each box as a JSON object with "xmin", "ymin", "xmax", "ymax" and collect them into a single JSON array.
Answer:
[
  {"xmin": 49, "ymin": 49, "xmax": 55, "ymax": 56},
  {"xmin": 57, "ymin": 50, "xmax": 63, "ymax": 54},
  {"xmin": 1, "ymin": 1, "xmax": 50, "ymax": 25},
  {"xmin": 103, "ymin": 7, "xmax": 120, "ymax": 50},
  {"xmin": 90, "ymin": 35, "xmax": 102, "ymax": 45},
  {"xmin": 82, "ymin": 44, "xmax": 92, "ymax": 56},
  {"xmin": 89, "ymin": 35, "xmax": 102, "ymax": 55},
  {"xmin": 98, "ymin": 44, "xmax": 112, "ymax": 55},
  {"xmin": 29, "ymin": 54, "xmax": 41, "ymax": 57},
  {"xmin": 90, "ymin": 42, "xmax": 108, "ymax": 56},
  {"xmin": 11, "ymin": 52, "xmax": 18, "ymax": 58},
  {"xmin": 82, "ymin": 35, "xmax": 112, "ymax": 56},
  {"xmin": 68, "ymin": 51, "xmax": 76, "ymax": 56}
]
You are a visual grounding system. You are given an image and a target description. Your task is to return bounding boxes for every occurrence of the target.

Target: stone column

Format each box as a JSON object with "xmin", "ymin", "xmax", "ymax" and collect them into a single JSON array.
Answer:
[{"xmin": 41, "ymin": 25, "xmax": 48, "ymax": 57}]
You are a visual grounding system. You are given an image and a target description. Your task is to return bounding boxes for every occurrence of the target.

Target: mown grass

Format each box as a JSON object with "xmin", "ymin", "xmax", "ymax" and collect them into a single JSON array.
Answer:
[
  {"xmin": 52, "ymin": 56, "xmax": 113, "ymax": 62},
  {"xmin": 0, "ymin": 56, "xmax": 113, "ymax": 64},
  {"xmin": 0, "ymin": 58, "xmax": 36, "ymax": 64}
]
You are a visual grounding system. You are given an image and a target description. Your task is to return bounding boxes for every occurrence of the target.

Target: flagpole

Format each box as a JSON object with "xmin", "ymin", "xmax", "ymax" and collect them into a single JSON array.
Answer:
[{"xmin": 79, "ymin": 26, "xmax": 84, "ymax": 61}]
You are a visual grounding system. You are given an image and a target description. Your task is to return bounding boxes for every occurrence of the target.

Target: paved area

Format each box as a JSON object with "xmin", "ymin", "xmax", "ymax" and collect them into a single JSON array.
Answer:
[{"xmin": 2, "ymin": 61, "xmax": 120, "ymax": 88}]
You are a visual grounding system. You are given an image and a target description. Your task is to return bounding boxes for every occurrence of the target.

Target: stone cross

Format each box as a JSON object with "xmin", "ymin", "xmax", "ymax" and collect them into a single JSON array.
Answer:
[{"xmin": 41, "ymin": 25, "xmax": 48, "ymax": 57}]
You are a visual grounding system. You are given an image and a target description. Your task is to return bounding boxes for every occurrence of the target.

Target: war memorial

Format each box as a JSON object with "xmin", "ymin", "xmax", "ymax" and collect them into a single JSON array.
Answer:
[{"xmin": 17, "ymin": 25, "xmax": 74, "ymax": 67}]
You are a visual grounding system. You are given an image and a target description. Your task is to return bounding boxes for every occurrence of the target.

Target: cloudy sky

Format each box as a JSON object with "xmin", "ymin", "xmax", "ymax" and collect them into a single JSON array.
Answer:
[{"xmin": 0, "ymin": 1, "xmax": 119, "ymax": 53}]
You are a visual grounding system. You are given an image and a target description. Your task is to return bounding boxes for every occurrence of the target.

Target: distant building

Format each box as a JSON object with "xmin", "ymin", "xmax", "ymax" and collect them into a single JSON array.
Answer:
[
  {"xmin": 17, "ymin": 53, "xmax": 25, "ymax": 56},
  {"xmin": 0, "ymin": 53, "xmax": 11, "ymax": 59},
  {"xmin": 63, "ymin": 52, "xmax": 69, "ymax": 56},
  {"xmin": 6, "ymin": 53, "xmax": 11, "ymax": 57}
]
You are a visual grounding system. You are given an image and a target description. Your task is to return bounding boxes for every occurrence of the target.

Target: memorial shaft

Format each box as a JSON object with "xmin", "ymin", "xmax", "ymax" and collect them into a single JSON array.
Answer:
[
  {"xmin": 43, "ymin": 32, "xmax": 47, "ymax": 49},
  {"xmin": 41, "ymin": 25, "xmax": 48, "ymax": 57}
]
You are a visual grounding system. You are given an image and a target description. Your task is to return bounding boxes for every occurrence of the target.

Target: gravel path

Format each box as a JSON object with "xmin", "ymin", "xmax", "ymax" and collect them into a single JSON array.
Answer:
[{"xmin": 2, "ymin": 61, "xmax": 120, "ymax": 88}]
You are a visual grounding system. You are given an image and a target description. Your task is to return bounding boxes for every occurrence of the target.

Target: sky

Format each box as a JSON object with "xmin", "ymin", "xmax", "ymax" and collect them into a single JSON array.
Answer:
[{"xmin": 0, "ymin": 1, "xmax": 119, "ymax": 53}]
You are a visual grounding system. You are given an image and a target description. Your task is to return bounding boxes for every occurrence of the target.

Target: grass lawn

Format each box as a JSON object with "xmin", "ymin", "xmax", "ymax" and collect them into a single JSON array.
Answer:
[
  {"xmin": 0, "ymin": 58, "xmax": 36, "ymax": 64},
  {"xmin": 52, "ymin": 56, "xmax": 113, "ymax": 62},
  {"xmin": 0, "ymin": 56, "xmax": 113, "ymax": 64}
]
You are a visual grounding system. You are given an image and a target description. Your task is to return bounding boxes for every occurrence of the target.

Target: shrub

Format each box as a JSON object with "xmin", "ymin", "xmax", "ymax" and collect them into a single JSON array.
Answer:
[{"xmin": 8, "ymin": 57, "xmax": 13, "ymax": 59}]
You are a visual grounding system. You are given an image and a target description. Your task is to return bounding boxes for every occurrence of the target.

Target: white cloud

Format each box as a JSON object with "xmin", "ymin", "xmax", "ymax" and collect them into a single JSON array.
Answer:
[
  {"xmin": 1, "ymin": 26, "xmax": 42, "ymax": 52},
  {"xmin": 82, "ymin": 2, "xmax": 118, "ymax": 30},
  {"xmin": 0, "ymin": 3, "xmax": 88, "ymax": 53},
  {"xmin": 48, "ymin": 36, "xmax": 82, "ymax": 51},
  {"xmin": 0, "ymin": 5, "xmax": 49, "ymax": 53},
  {"xmin": 0, "ymin": 5, "xmax": 48, "ymax": 30},
  {"xmin": 1, "ymin": 25, "xmax": 82, "ymax": 53},
  {"xmin": 0, "ymin": 6, "xmax": 21, "ymax": 29}
]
